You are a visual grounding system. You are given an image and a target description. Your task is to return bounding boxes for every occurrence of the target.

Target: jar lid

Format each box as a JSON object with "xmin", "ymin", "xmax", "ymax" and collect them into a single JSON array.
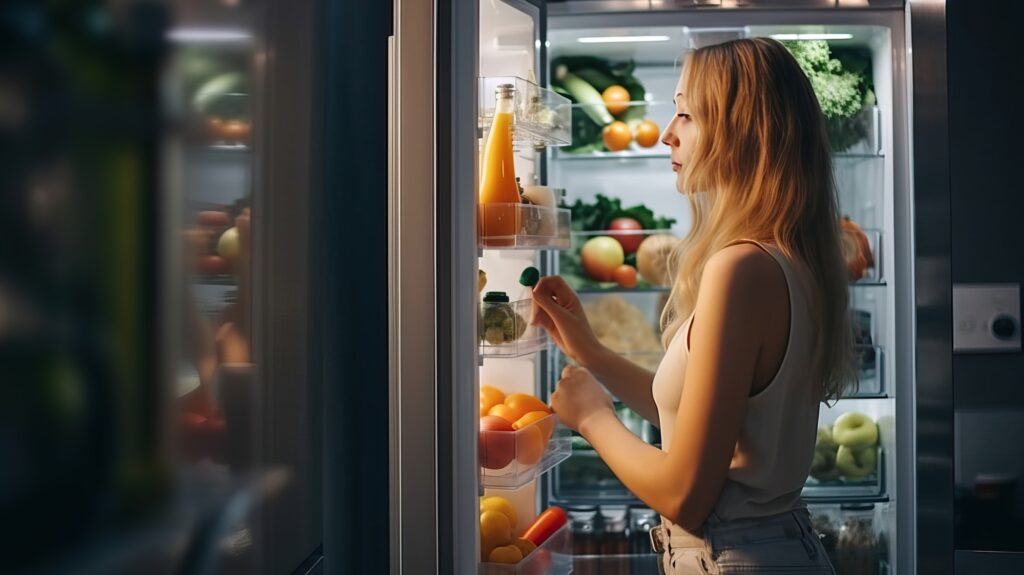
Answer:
[{"xmin": 483, "ymin": 291, "xmax": 510, "ymax": 303}]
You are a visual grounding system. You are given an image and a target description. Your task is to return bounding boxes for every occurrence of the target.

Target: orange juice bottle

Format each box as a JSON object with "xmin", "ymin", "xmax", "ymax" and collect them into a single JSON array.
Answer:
[{"xmin": 480, "ymin": 84, "xmax": 520, "ymax": 246}]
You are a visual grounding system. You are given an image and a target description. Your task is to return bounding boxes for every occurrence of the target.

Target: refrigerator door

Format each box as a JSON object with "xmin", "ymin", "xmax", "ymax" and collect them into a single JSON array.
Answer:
[{"xmin": 390, "ymin": 1, "xmax": 547, "ymax": 573}]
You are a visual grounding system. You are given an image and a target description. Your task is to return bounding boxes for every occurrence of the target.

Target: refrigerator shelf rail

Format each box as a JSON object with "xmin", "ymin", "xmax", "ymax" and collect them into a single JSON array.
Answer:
[
  {"xmin": 479, "ymin": 203, "xmax": 572, "ymax": 250},
  {"xmin": 479, "ymin": 75, "xmax": 572, "ymax": 149},
  {"xmin": 481, "ymin": 413, "xmax": 573, "ymax": 490},
  {"xmin": 478, "ymin": 523, "xmax": 573, "ymax": 575}
]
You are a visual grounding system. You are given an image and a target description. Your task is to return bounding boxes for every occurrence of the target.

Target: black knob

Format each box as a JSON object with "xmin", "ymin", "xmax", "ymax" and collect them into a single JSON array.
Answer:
[{"xmin": 991, "ymin": 315, "xmax": 1017, "ymax": 340}]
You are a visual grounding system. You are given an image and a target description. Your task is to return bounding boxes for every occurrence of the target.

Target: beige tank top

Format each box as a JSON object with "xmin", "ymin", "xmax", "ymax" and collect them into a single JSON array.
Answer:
[{"xmin": 651, "ymin": 242, "xmax": 820, "ymax": 522}]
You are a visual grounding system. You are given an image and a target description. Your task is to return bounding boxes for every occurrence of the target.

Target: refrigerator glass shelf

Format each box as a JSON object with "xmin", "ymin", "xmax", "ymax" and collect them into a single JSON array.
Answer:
[
  {"xmin": 479, "ymin": 203, "xmax": 572, "ymax": 251},
  {"xmin": 576, "ymin": 285, "xmax": 671, "ymax": 295},
  {"xmin": 481, "ymin": 414, "xmax": 572, "ymax": 490},
  {"xmin": 479, "ymin": 298, "xmax": 549, "ymax": 359},
  {"xmin": 572, "ymin": 554, "xmax": 660, "ymax": 573},
  {"xmin": 551, "ymin": 148, "xmax": 671, "ymax": 161},
  {"xmin": 479, "ymin": 76, "xmax": 572, "ymax": 149},
  {"xmin": 191, "ymin": 274, "xmax": 236, "ymax": 286},
  {"xmin": 803, "ymin": 447, "xmax": 886, "ymax": 502},
  {"xmin": 478, "ymin": 523, "xmax": 572, "ymax": 575}
]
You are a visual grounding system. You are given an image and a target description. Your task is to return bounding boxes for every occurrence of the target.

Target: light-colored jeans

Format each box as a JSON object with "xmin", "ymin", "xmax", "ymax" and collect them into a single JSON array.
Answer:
[{"xmin": 652, "ymin": 509, "xmax": 836, "ymax": 574}]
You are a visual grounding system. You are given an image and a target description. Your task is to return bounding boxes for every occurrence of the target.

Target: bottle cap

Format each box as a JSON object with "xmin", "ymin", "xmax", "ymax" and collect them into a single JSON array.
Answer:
[
  {"xmin": 495, "ymin": 83, "xmax": 515, "ymax": 98},
  {"xmin": 483, "ymin": 291, "xmax": 510, "ymax": 303}
]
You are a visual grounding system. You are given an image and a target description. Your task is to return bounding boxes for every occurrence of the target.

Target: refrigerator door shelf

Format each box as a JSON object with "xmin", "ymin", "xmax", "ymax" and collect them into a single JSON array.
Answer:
[
  {"xmin": 480, "ymin": 298, "xmax": 550, "ymax": 359},
  {"xmin": 481, "ymin": 415, "xmax": 572, "ymax": 490},
  {"xmin": 479, "ymin": 523, "xmax": 573, "ymax": 575},
  {"xmin": 480, "ymin": 203, "xmax": 572, "ymax": 251},
  {"xmin": 479, "ymin": 76, "xmax": 572, "ymax": 149}
]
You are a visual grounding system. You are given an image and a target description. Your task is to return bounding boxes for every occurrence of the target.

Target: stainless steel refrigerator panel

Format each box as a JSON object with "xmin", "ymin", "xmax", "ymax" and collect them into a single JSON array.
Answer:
[{"xmin": 907, "ymin": 0, "xmax": 953, "ymax": 573}]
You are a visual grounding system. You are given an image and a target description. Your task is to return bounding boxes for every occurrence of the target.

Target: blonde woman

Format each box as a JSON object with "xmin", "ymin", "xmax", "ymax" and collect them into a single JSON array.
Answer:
[{"xmin": 532, "ymin": 38, "xmax": 851, "ymax": 574}]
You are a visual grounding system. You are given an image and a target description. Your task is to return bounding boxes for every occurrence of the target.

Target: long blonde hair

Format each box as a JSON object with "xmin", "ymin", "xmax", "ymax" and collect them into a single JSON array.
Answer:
[{"xmin": 661, "ymin": 37, "xmax": 855, "ymax": 402}]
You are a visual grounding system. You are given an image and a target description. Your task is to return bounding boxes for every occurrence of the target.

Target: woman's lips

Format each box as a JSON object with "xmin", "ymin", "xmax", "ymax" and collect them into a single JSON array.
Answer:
[{"xmin": 671, "ymin": 162, "xmax": 681, "ymax": 172}]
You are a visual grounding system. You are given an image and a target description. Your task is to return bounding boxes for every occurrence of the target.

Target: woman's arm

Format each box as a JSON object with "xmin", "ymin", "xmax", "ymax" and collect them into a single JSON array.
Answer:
[
  {"xmin": 577, "ymin": 345, "xmax": 659, "ymax": 425},
  {"xmin": 556, "ymin": 245, "xmax": 779, "ymax": 531},
  {"xmin": 532, "ymin": 276, "xmax": 659, "ymax": 424}
]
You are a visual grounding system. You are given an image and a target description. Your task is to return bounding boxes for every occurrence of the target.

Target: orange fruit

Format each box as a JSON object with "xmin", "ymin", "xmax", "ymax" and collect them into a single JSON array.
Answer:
[
  {"xmin": 602, "ymin": 121, "xmax": 632, "ymax": 152},
  {"xmin": 602, "ymin": 85, "xmax": 631, "ymax": 116},
  {"xmin": 513, "ymin": 410, "xmax": 554, "ymax": 445},
  {"xmin": 488, "ymin": 403, "xmax": 520, "ymax": 423},
  {"xmin": 480, "ymin": 385, "xmax": 505, "ymax": 417},
  {"xmin": 515, "ymin": 424, "xmax": 546, "ymax": 466},
  {"xmin": 503, "ymin": 393, "xmax": 550, "ymax": 421},
  {"xmin": 634, "ymin": 119, "xmax": 660, "ymax": 148}
]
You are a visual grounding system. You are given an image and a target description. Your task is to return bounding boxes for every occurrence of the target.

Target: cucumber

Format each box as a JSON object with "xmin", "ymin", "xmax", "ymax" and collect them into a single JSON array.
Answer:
[{"xmin": 559, "ymin": 72, "xmax": 613, "ymax": 126}]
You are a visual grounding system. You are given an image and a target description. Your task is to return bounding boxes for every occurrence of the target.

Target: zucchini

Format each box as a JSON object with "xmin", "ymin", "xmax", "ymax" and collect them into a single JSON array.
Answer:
[
  {"xmin": 573, "ymin": 67, "xmax": 617, "ymax": 93},
  {"xmin": 559, "ymin": 72, "xmax": 613, "ymax": 126}
]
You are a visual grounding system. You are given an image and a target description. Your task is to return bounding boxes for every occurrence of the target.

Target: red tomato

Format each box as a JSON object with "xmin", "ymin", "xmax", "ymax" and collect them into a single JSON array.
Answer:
[
  {"xmin": 198, "ymin": 255, "xmax": 228, "ymax": 275},
  {"xmin": 521, "ymin": 507, "xmax": 567, "ymax": 546},
  {"xmin": 479, "ymin": 415, "xmax": 516, "ymax": 469},
  {"xmin": 612, "ymin": 265, "xmax": 638, "ymax": 289},
  {"xmin": 607, "ymin": 217, "xmax": 644, "ymax": 254}
]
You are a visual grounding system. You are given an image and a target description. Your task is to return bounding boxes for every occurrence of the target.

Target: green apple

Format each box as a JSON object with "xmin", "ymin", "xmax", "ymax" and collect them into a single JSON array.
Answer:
[
  {"xmin": 831, "ymin": 412, "xmax": 878, "ymax": 448},
  {"xmin": 835, "ymin": 445, "xmax": 877, "ymax": 480},
  {"xmin": 809, "ymin": 443, "xmax": 840, "ymax": 481},
  {"xmin": 816, "ymin": 426, "xmax": 835, "ymax": 446}
]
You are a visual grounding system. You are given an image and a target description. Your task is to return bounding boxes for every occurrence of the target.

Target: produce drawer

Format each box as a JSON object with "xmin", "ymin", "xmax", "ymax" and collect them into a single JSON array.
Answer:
[
  {"xmin": 479, "ymin": 203, "xmax": 572, "ymax": 251},
  {"xmin": 481, "ymin": 413, "xmax": 572, "ymax": 490},
  {"xmin": 479, "ymin": 298, "xmax": 549, "ymax": 359},
  {"xmin": 479, "ymin": 523, "xmax": 573, "ymax": 575},
  {"xmin": 479, "ymin": 76, "xmax": 572, "ymax": 149}
]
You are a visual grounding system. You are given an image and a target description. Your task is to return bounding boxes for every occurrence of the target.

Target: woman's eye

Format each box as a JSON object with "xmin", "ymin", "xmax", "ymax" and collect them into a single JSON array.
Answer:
[{"xmin": 676, "ymin": 113, "xmax": 690, "ymax": 119}]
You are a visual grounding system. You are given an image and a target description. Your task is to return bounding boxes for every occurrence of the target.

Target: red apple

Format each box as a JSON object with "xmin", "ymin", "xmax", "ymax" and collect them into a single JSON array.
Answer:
[
  {"xmin": 607, "ymin": 217, "xmax": 645, "ymax": 254},
  {"xmin": 580, "ymin": 236, "xmax": 625, "ymax": 282},
  {"xmin": 480, "ymin": 415, "xmax": 516, "ymax": 469}
]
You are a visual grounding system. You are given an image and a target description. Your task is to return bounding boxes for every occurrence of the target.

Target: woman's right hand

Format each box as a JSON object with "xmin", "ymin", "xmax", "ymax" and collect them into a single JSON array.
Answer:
[{"xmin": 531, "ymin": 276, "xmax": 605, "ymax": 367}]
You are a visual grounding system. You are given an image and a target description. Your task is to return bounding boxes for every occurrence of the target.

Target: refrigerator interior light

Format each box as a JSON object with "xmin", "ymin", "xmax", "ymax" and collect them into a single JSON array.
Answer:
[
  {"xmin": 770, "ymin": 33, "xmax": 854, "ymax": 41},
  {"xmin": 577, "ymin": 35, "xmax": 671, "ymax": 44},
  {"xmin": 166, "ymin": 27, "xmax": 253, "ymax": 43}
]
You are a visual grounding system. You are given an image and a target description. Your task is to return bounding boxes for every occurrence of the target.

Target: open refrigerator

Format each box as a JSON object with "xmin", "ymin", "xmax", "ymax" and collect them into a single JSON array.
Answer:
[{"xmin": 389, "ymin": 1, "xmax": 945, "ymax": 574}]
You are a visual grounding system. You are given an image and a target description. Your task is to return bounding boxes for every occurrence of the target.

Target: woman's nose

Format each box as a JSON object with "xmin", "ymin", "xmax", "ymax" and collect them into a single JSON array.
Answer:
[{"xmin": 661, "ymin": 118, "xmax": 677, "ymax": 148}]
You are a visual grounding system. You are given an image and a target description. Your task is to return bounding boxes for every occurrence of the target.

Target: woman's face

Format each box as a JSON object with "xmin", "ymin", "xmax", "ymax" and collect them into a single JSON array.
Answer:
[{"xmin": 661, "ymin": 72, "xmax": 698, "ymax": 193}]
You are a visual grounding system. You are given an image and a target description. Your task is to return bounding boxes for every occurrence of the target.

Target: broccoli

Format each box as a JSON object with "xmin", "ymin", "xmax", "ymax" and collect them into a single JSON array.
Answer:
[
  {"xmin": 783, "ymin": 40, "xmax": 874, "ymax": 151},
  {"xmin": 479, "ymin": 303, "xmax": 527, "ymax": 345}
]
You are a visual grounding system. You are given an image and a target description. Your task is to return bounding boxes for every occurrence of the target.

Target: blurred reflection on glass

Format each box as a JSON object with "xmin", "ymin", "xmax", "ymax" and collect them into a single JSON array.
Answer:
[{"xmin": 167, "ymin": 7, "xmax": 257, "ymax": 473}]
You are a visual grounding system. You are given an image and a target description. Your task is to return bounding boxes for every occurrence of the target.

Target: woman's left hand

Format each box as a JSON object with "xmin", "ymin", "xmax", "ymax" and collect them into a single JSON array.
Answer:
[{"xmin": 550, "ymin": 365, "xmax": 615, "ymax": 434}]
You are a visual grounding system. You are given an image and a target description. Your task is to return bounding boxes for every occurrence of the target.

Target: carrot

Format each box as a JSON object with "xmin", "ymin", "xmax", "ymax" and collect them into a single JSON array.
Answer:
[{"xmin": 521, "ymin": 506, "xmax": 567, "ymax": 546}]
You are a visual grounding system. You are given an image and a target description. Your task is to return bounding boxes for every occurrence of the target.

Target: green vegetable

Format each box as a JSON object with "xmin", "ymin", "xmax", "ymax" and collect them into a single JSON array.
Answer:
[
  {"xmin": 568, "ymin": 194, "xmax": 677, "ymax": 232},
  {"xmin": 551, "ymin": 56, "xmax": 649, "ymax": 152},
  {"xmin": 557, "ymin": 71, "xmax": 614, "ymax": 126},
  {"xmin": 781, "ymin": 41, "xmax": 873, "ymax": 152},
  {"xmin": 479, "ymin": 301, "xmax": 527, "ymax": 345}
]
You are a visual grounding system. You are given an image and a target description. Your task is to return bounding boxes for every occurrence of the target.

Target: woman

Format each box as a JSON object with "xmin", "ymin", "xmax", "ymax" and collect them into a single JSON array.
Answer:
[{"xmin": 532, "ymin": 38, "xmax": 852, "ymax": 574}]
